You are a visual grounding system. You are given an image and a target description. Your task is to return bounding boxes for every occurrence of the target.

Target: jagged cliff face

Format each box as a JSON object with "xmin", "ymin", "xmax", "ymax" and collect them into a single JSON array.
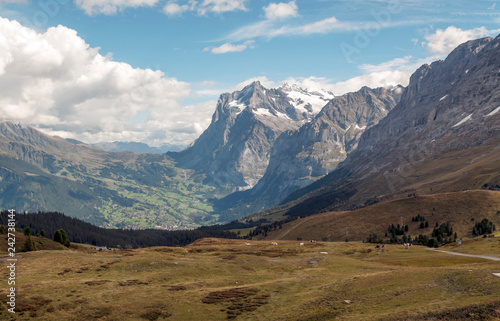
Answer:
[
  {"xmin": 216, "ymin": 86, "xmax": 402, "ymax": 218},
  {"xmin": 282, "ymin": 35, "xmax": 500, "ymax": 217},
  {"xmin": 253, "ymin": 86, "xmax": 403, "ymax": 202},
  {"xmin": 173, "ymin": 81, "xmax": 335, "ymax": 191}
]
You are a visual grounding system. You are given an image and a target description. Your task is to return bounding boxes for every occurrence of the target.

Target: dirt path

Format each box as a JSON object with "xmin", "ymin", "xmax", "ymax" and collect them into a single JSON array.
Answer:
[
  {"xmin": 427, "ymin": 248, "xmax": 500, "ymax": 261},
  {"xmin": 274, "ymin": 216, "xmax": 317, "ymax": 240}
]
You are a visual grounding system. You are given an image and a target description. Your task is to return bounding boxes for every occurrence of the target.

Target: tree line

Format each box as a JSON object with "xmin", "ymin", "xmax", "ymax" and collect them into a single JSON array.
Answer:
[{"xmin": 0, "ymin": 211, "xmax": 237, "ymax": 248}]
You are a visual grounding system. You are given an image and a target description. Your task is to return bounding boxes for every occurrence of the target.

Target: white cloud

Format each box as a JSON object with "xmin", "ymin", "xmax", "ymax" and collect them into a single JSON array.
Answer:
[
  {"xmin": 282, "ymin": 55, "xmax": 433, "ymax": 96},
  {"xmin": 204, "ymin": 40, "xmax": 254, "ymax": 54},
  {"xmin": 264, "ymin": 1, "xmax": 298, "ymax": 20},
  {"xmin": 201, "ymin": 0, "xmax": 247, "ymax": 14},
  {"xmin": 163, "ymin": 1, "xmax": 190, "ymax": 15},
  {"xmin": 359, "ymin": 56, "xmax": 415, "ymax": 74},
  {"xmin": 0, "ymin": 17, "xmax": 215, "ymax": 147},
  {"xmin": 195, "ymin": 89, "xmax": 224, "ymax": 96},
  {"xmin": 328, "ymin": 71, "xmax": 410, "ymax": 95},
  {"xmin": 163, "ymin": 0, "xmax": 247, "ymax": 16},
  {"xmin": 226, "ymin": 15, "xmax": 419, "ymax": 42},
  {"xmin": 424, "ymin": 26, "xmax": 500, "ymax": 55},
  {"xmin": 74, "ymin": 0, "xmax": 159, "ymax": 15},
  {"xmin": 283, "ymin": 72, "xmax": 409, "ymax": 96},
  {"xmin": 163, "ymin": 0, "xmax": 197, "ymax": 15},
  {"xmin": 300, "ymin": 17, "xmax": 340, "ymax": 34}
]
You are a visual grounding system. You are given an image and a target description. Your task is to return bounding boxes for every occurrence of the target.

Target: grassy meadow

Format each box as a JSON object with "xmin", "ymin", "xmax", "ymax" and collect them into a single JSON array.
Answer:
[{"xmin": 1, "ymin": 237, "xmax": 499, "ymax": 320}]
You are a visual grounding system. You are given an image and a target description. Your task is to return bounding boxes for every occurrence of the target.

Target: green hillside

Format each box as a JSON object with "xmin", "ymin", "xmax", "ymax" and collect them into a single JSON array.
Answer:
[{"xmin": 0, "ymin": 122, "xmax": 221, "ymax": 229}]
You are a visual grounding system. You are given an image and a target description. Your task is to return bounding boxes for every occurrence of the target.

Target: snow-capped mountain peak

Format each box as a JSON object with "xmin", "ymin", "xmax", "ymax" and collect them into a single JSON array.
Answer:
[{"xmin": 279, "ymin": 82, "xmax": 335, "ymax": 115}]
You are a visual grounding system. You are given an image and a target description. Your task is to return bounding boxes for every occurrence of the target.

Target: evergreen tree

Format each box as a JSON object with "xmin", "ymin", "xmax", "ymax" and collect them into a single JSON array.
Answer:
[
  {"xmin": 472, "ymin": 219, "xmax": 496, "ymax": 236},
  {"xmin": 60, "ymin": 229, "xmax": 68, "ymax": 244},
  {"xmin": 53, "ymin": 230, "xmax": 63, "ymax": 244},
  {"xmin": 40, "ymin": 230, "xmax": 45, "ymax": 238},
  {"xmin": 22, "ymin": 236, "xmax": 35, "ymax": 252},
  {"xmin": 24, "ymin": 227, "xmax": 31, "ymax": 236}
]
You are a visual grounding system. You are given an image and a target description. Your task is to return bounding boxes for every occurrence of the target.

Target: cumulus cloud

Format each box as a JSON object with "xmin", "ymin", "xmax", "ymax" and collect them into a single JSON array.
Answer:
[
  {"xmin": 163, "ymin": 0, "xmax": 197, "ymax": 15},
  {"xmin": 264, "ymin": 1, "xmax": 298, "ymax": 20},
  {"xmin": 163, "ymin": 0, "xmax": 247, "ymax": 16},
  {"xmin": 204, "ymin": 40, "xmax": 254, "ymax": 54},
  {"xmin": 0, "ymin": 17, "xmax": 214, "ymax": 147},
  {"xmin": 163, "ymin": 2, "xmax": 190, "ymax": 15},
  {"xmin": 74, "ymin": 0, "xmax": 159, "ymax": 15},
  {"xmin": 424, "ymin": 26, "xmax": 500, "ymax": 55}
]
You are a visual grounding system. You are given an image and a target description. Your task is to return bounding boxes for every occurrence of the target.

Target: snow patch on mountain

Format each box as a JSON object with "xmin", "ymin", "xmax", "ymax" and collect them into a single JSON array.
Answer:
[
  {"xmin": 453, "ymin": 113, "xmax": 473, "ymax": 127},
  {"xmin": 254, "ymin": 108, "xmax": 273, "ymax": 117},
  {"xmin": 228, "ymin": 100, "xmax": 245, "ymax": 113},
  {"xmin": 486, "ymin": 106, "xmax": 500, "ymax": 117}
]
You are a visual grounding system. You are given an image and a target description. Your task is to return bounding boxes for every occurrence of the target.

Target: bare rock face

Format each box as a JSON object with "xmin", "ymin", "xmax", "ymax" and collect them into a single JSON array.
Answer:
[
  {"xmin": 216, "ymin": 86, "xmax": 402, "ymax": 218},
  {"xmin": 172, "ymin": 81, "xmax": 335, "ymax": 192},
  {"xmin": 282, "ymin": 35, "xmax": 500, "ymax": 217}
]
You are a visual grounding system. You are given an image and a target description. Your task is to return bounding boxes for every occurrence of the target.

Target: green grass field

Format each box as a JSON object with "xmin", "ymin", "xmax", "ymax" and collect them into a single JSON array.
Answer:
[{"xmin": 1, "ymin": 237, "xmax": 499, "ymax": 320}]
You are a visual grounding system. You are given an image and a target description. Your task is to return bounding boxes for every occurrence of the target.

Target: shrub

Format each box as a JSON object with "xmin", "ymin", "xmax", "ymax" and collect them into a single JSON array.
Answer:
[{"xmin": 427, "ymin": 238, "xmax": 438, "ymax": 248}]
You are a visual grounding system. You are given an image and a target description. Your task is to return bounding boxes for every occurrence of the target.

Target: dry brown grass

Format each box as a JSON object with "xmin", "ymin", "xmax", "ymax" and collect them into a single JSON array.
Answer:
[
  {"xmin": 0, "ymin": 237, "xmax": 499, "ymax": 320},
  {"xmin": 261, "ymin": 190, "xmax": 500, "ymax": 243}
]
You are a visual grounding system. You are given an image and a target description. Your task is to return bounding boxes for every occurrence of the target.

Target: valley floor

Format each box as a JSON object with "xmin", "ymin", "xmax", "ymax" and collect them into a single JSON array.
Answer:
[{"xmin": 1, "ymin": 238, "xmax": 500, "ymax": 320}]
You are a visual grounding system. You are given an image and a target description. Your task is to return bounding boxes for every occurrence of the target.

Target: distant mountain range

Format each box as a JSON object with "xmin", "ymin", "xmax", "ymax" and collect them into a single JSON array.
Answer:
[
  {"xmin": 1, "ymin": 35, "xmax": 499, "ymax": 230},
  {"xmin": 93, "ymin": 141, "xmax": 184, "ymax": 154}
]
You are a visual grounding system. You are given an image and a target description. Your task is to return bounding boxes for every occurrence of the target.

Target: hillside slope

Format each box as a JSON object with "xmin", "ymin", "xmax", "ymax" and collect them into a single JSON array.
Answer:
[
  {"xmin": 260, "ymin": 190, "xmax": 500, "ymax": 243},
  {"xmin": 0, "ymin": 122, "xmax": 216, "ymax": 228}
]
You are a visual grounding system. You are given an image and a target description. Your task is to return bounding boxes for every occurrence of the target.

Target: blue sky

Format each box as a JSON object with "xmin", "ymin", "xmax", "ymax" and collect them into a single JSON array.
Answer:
[{"xmin": 0, "ymin": 0, "xmax": 499, "ymax": 147}]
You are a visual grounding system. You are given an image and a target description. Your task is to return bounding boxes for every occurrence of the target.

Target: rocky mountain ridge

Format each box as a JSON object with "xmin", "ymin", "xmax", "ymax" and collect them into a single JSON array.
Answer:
[
  {"xmin": 171, "ymin": 81, "xmax": 335, "ymax": 192},
  {"xmin": 216, "ymin": 85, "xmax": 403, "ymax": 218},
  {"xmin": 279, "ymin": 35, "xmax": 500, "ymax": 217}
]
